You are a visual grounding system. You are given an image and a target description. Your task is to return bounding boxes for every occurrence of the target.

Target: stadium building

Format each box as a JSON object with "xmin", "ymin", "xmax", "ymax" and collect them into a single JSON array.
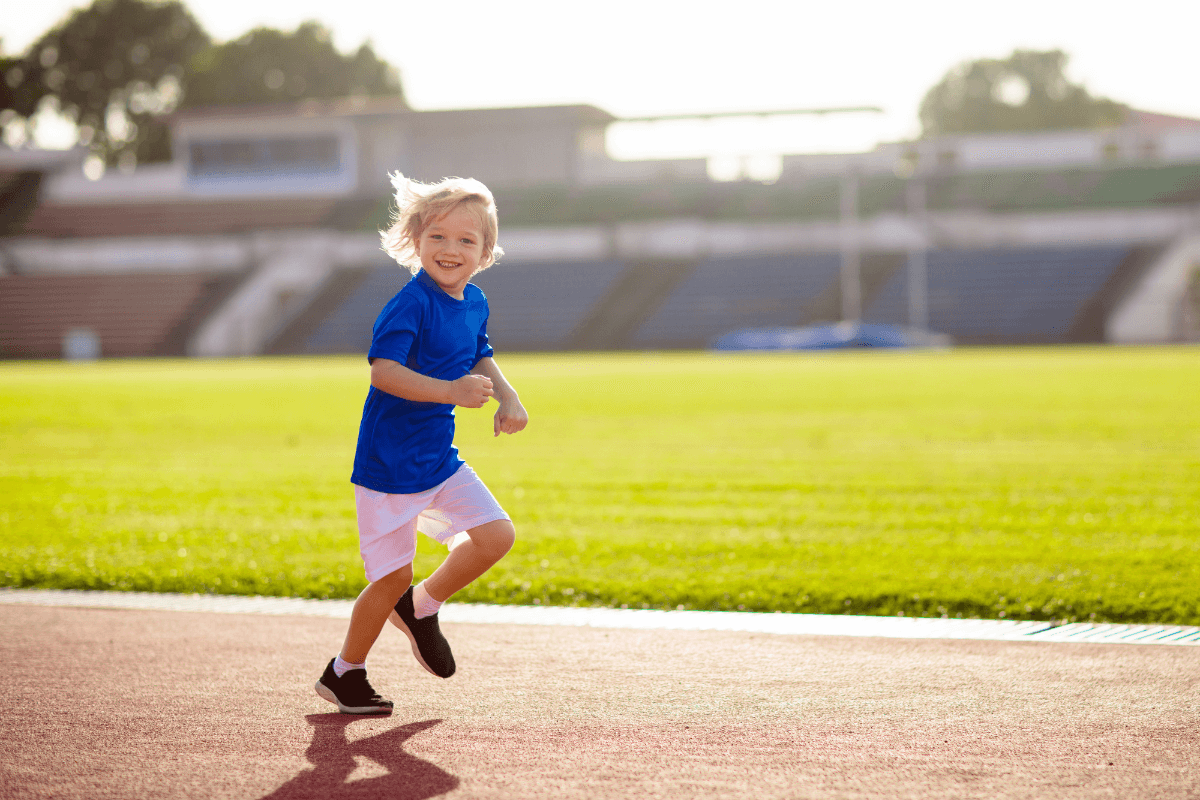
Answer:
[{"xmin": 1, "ymin": 98, "xmax": 1199, "ymax": 359}]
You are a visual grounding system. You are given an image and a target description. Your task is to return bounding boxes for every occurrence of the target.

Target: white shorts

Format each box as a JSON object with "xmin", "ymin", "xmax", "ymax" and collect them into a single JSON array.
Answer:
[{"xmin": 354, "ymin": 464, "xmax": 509, "ymax": 582}]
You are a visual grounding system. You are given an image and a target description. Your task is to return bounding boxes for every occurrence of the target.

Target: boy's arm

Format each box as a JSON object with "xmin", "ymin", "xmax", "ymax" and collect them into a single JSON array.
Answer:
[
  {"xmin": 371, "ymin": 358, "xmax": 493, "ymax": 407},
  {"xmin": 471, "ymin": 356, "xmax": 529, "ymax": 436}
]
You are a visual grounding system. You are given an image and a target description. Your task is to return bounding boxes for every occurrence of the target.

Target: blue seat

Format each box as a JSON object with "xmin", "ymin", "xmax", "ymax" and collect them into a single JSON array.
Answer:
[
  {"xmin": 470, "ymin": 259, "xmax": 625, "ymax": 349},
  {"xmin": 305, "ymin": 262, "xmax": 409, "ymax": 355},
  {"xmin": 863, "ymin": 245, "xmax": 1129, "ymax": 342},
  {"xmin": 632, "ymin": 254, "xmax": 841, "ymax": 348},
  {"xmin": 305, "ymin": 259, "xmax": 626, "ymax": 354}
]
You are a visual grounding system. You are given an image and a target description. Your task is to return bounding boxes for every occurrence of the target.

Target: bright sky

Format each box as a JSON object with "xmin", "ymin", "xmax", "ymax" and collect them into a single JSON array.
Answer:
[{"xmin": 5, "ymin": 0, "xmax": 1200, "ymax": 159}]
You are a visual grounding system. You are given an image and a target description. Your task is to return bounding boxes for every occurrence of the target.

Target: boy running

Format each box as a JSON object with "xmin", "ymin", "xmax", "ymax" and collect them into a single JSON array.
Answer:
[{"xmin": 316, "ymin": 173, "xmax": 527, "ymax": 714}]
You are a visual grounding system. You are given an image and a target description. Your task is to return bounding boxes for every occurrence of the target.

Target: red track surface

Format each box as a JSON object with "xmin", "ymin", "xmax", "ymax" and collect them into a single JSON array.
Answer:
[{"xmin": 1, "ymin": 604, "xmax": 1197, "ymax": 799}]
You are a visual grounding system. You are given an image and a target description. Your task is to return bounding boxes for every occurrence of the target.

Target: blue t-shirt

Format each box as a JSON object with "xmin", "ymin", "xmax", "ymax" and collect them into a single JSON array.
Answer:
[{"xmin": 351, "ymin": 270, "xmax": 494, "ymax": 494}]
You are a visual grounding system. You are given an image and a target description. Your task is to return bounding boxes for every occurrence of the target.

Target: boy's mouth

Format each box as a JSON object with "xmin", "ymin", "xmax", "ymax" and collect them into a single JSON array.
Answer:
[{"xmin": 435, "ymin": 260, "xmax": 461, "ymax": 269}]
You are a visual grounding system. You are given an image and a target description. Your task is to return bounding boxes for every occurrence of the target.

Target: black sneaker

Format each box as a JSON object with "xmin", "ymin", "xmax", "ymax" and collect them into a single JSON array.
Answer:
[
  {"xmin": 389, "ymin": 586, "xmax": 456, "ymax": 678},
  {"xmin": 315, "ymin": 658, "xmax": 394, "ymax": 715}
]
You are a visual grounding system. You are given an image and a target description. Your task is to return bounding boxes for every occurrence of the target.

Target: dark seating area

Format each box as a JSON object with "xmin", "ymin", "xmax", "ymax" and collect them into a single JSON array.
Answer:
[
  {"xmin": 303, "ymin": 259, "xmax": 627, "ymax": 354},
  {"xmin": 0, "ymin": 272, "xmax": 234, "ymax": 358},
  {"xmin": 863, "ymin": 245, "xmax": 1133, "ymax": 343},
  {"xmin": 631, "ymin": 254, "xmax": 841, "ymax": 348},
  {"xmin": 470, "ymin": 259, "xmax": 626, "ymax": 350},
  {"xmin": 302, "ymin": 263, "xmax": 409, "ymax": 355}
]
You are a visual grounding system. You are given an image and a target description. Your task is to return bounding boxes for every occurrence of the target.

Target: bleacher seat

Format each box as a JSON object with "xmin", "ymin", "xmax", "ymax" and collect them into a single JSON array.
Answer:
[
  {"xmin": 304, "ymin": 259, "xmax": 626, "ymax": 354},
  {"xmin": 0, "ymin": 272, "xmax": 228, "ymax": 358},
  {"xmin": 863, "ymin": 245, "xmax": 1131, "ymax": 342},
  {"xmin": 469, "ymin": 259, "xmax": 625, "ymax": 350},
  {"xmin": 631, "ymin": 253, "xmax": 841, "ymax": 348},
  {"xmin": 303, "ymin": 262, "xmax": 408, "ymax": 355}
]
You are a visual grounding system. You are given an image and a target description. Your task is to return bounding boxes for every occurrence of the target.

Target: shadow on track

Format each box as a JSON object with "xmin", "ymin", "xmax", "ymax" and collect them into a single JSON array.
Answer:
[{"xmin": 260, "ymin": 715, "xmax": 458, "ymax": 800}]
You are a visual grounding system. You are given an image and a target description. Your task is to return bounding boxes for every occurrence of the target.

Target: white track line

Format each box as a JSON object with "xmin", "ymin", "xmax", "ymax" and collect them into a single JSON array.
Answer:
[{"xmin": 1, "ymin": 588, "xmax": 1196, "ymax": 646}]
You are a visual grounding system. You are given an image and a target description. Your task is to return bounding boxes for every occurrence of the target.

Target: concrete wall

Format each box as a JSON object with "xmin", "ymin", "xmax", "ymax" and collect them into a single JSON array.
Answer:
[{"xmin": 1108, "ymin": 232, "xmax": 1200, "ymax": 343}]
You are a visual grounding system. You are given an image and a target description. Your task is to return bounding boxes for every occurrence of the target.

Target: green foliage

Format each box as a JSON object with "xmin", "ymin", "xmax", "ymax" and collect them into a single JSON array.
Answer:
[
  {"xmin": 182, "ymin": 22, "xmax": 402, "ymax": 110},
  {"xmin": 2, "ymin": 0, "xmax": 403, "ymax": 167},
  {"xmin": 920, "ymin": 49, "xmax": 1127, "ymax": 136},
  {"xmin": 2, "ymin": 0, "xmax": 209, "ymax": 164},
  {"xmin": 1, "ymin": 350, "xmax": 1198, "ymax": 624}
]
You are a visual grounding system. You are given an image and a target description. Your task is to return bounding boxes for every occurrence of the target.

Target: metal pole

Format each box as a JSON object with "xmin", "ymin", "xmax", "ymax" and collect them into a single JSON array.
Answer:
[
  {"xmin": 906, "ymin": 177, "xmax": 928, "ymax": 331},
  {"xmin": 839, "ymin": 174, "xmax": 861, "ymax": 323}
]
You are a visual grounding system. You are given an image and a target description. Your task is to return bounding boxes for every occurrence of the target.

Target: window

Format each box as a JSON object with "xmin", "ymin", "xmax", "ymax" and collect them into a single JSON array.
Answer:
[{"xmin": 188, "ymin": 135, "xmax": 341, "ymax": 178}]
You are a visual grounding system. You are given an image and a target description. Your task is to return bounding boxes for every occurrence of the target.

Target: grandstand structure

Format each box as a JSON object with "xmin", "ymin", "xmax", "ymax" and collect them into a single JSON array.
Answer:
[{"xmin": 2, "ymin": 98, "xmax": 1199, "ymax": 359}]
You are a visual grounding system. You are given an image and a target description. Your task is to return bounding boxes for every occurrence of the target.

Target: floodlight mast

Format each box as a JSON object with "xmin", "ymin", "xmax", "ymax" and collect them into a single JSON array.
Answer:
[
  {"xmin": 617, "ymin": 106, "xmax": 885, "ymax": 123},
  {"xmin": 906, "ymin": 178, "xmax": 930, "ymax": 331},
  {"xmin": 840, "ymin": 174, "xmax": 862, "ymax": 323}
]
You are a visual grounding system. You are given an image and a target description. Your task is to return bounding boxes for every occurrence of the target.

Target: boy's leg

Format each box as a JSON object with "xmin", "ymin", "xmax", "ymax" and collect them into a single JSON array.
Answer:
[
  {"xmin": 422, "ymin": 519, "xmax": 515, "ymax": 602},
  {"xmin": 388, "ymin": 519, "xmax": 514, "ymax": 679},
  {"xmin": 340, "ymin": 564, "xmax": 413, "ymax": 663},
  {"xmin": 316, "ymin": 564, "xmax": 411, "ymax": 714}
]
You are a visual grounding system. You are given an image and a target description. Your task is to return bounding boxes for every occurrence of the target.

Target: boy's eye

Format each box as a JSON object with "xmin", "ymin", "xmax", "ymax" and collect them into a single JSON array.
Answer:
[{"xmin": 460, "ymin": 238, "xmax": 474, "ymax": 245}]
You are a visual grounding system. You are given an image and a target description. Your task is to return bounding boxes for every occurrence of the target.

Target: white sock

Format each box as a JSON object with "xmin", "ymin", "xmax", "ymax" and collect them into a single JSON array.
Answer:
[
  {"xmin": 412, "ymin": 581, "xmax": 444, "ymax": 619},
  {"xmin": 333, "ymin": 655, "xmax": 365, "ymax": 678}
]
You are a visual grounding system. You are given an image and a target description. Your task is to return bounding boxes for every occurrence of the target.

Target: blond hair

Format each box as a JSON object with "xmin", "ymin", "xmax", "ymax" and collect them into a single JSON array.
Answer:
[{"xmin": 379, "ymin": 172, "xmax": 503, "ymax": 275}]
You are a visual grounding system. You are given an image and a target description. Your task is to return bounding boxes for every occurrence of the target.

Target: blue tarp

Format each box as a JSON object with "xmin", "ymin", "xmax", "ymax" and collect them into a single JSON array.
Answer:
[{"xmin": 711, "ymin": 322, "xmax": 952, "ymax": 351}]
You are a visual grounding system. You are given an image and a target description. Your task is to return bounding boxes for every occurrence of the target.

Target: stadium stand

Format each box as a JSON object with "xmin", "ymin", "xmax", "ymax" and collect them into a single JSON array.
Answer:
[
  {"xmin": 297, "ymin": 258, "xmax": 627, "ymax": 354},
  {"xmin": 299, "ymin": 263, "xmax": 408, "ymax": 355},
  {"xmin": 631, "ymin": 253, "xmax": 843, "ymax": 349},
  {"xmin": 488, "ymin": 162, "xmax": 1200, "ymax": 227},
  {"xmin": 927, "ymin": 162, "xmax": 1200, "ymax": 213},
  {"xmin": 464, "ymin": 259, "xmax": 625, "ymax": 351},
  {"xmin": 862, "ymin": 245, "xmax": 1133, "ymax": 343},
  {"xmin": 20, "ymin": 198, "xmax": 340, "ymax": 238},
  {"xmin": 265, "ymin": 266, "xmax": 375, "ymax": 355},
  {"xmin": 4, "ymin": 100, "xmax": 1197, "ymax": 358},
  {"xmin": 1066, "ymin": 245, "xmax": 1166, "ymax": 341},
  {"xmin": 794, "ymin": 253, "xmax": 907, "ymax": 326},
  {"xmin": 0, "ymin": 271, "xmax": 243, "ymax": 358},
  {"xmin": 22, "ymin": 161, "xmax": 1194, "ymax": 241},
  {"xmin": 568, "ymin": 260, "xmax": 696, "ymax": 350},
  {"xmin": 494, "ymin": 180, "xmax": 854, "ymax": 226}
]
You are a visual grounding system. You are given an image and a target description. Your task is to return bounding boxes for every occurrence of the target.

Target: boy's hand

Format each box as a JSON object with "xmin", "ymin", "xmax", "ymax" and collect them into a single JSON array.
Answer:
[
  {"xmin": 448, "ymin": 374, "xmax": 493, "ymax": 408},
  {"xmin": 493, "ymin": 397, "xmax": 529, "ymax": 437}
]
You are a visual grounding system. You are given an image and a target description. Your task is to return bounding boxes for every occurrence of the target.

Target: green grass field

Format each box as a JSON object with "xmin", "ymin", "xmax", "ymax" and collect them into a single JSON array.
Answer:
[{"xmin": 2, "ymin": 347, "xmax": 1197, "ymax": 624}]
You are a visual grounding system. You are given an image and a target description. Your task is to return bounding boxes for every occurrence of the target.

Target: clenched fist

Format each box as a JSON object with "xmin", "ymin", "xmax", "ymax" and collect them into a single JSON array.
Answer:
[{"xmin": 448, "ymin": 374, "xmax": 494, "ymax": 408}]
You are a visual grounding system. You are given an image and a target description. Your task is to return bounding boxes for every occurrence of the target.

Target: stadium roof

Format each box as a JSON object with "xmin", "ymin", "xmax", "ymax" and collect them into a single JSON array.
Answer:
[
  {"xmin": 1124, "ymin": 109, "xmax": 1200, "ymax": 131},
  {"xmin": 169, "ymin": 98, "xmax": 616, "ymax": 125}
]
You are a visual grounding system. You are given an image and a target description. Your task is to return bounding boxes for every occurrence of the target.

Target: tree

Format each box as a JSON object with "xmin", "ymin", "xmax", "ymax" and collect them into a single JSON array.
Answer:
[
  {"xmin": 182, "ymin": 22, "xmax": 404, "ymax": 110},
  {"xmin": 3, "ymin": 0, "xmax": 210, "ymax": 165},
  {"xmin": 2, "ymin": 1, "xmax": 405, "ymax": 168},
  {"xmin": 919, "ymin": 49, "xmax": 1127, "ymax": 137},
  {"xmin": 1, "ymin": 45, "xmax": 25, "ymax": 118}
]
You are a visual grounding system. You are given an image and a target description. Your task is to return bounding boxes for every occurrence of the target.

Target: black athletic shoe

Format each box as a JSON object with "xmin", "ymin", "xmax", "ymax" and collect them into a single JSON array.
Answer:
[
  {"xmin": 390, "ymin": 586, "xmax": 456, "ymax": 678},
  {"xmin": 315, "ymin": 658, "xmax": 394, "ymax": 715}
]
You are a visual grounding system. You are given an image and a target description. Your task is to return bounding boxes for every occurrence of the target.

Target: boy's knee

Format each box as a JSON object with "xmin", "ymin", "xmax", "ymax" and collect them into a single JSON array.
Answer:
[
  {"xmin": 472, "ymin": 520, "xmax": 515, "ymax": 561},
  {"xmin": 496, "ymin": 522, "xmax": 516, "ymax": 556},
  {"xmin": 375, "ymin": 564, "xmax": 413, "ymax": 594}
]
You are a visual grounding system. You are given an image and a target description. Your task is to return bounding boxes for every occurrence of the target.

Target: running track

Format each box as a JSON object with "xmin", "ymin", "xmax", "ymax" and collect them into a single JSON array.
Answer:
[{"xmin": 1, "ymin": 593, "xmax": 1197, "ymax": 799}]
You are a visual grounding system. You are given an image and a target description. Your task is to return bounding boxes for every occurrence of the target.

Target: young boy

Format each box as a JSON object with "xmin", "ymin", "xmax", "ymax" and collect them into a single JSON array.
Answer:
[{"xmin": 315, "ymin": 173, "xmax": 527, "ymax": 714}]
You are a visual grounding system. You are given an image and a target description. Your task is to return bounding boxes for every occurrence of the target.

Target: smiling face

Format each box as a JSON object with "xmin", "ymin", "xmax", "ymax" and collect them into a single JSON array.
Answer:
[{"xmin": 413, "ymin": 202, "xmax": 488, "ymax": 300}]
